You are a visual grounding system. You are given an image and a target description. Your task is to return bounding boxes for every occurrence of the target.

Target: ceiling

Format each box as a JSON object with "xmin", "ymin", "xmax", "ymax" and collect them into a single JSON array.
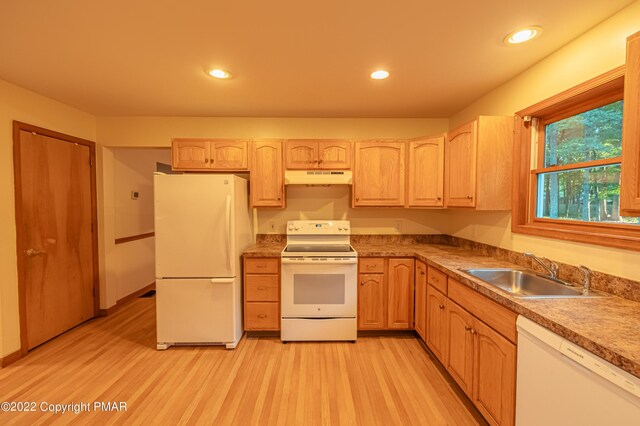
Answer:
[{"xmin": 0, "ymin": 0, "xmax": 635, "ymax": 118}]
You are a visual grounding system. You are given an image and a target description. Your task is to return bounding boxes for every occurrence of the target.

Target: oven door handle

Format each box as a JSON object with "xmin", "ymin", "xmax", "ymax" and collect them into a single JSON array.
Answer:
[{"xmin": 281, "ymin": 258, "xmax": 358, "ymax": 265}]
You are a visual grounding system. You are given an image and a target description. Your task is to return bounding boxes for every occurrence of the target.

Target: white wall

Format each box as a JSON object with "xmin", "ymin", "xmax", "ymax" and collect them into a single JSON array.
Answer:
[
  {"xmin": 259, "ymin": 185, "xmax": 449, "ymax": 234},
  {"xmin": 110, "ymin": 148, "xmax": 170, "ymax": 301},
  {"xmin": 0, "ymin": 79, "xmax": 96, "ymax": 359},
  {"xmin": 447, "ymin": 1, "xmax": 640, "ymax": 281}
]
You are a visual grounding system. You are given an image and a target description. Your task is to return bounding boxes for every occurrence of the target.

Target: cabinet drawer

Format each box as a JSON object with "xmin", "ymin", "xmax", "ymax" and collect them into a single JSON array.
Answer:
[
  {"xmin": 448, "ymin": 278, "xmax": 517, "ymax": 343},
  {"xmin": 245, "ymin": 258, "xmax": 279, "ymax": 274},
  {"xmin": 245, "ymin": 275, "xmax": 279, "ymax": 301},
  {"xmin": 360, "ymin": 258, "xmax": 385, "ymax": 273},
  {"xmin": 427, "ymin": 266, "xmax": 448, "ymax": 294},
  {"xmin": 245, "ymin": 302, "xmax": 280, "ymax": 330}
]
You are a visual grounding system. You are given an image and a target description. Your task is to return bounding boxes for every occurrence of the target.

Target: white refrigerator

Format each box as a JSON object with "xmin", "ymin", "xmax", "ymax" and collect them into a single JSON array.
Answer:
[{"xmin": 154, "ymin": 173, "xmax": 252, "ymax": 350}]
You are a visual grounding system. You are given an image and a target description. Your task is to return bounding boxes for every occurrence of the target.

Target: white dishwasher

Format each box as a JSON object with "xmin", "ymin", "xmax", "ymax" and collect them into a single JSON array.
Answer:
[{"xmin": 516, "ymin": 316, "xmax": 640, "ymax": 426}]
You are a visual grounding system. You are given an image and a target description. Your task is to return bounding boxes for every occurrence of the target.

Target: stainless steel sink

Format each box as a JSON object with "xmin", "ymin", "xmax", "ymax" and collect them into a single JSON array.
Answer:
[{"xmin": 460, "ymin": 268, "xmax": 609, "ymax": 298}]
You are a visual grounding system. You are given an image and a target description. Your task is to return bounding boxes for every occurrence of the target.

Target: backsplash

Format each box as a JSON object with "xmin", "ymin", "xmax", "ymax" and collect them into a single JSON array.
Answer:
[
  {"xmin": 450, "ymin": 237, "xmax": 640, "ymax": 303},
  {"xmin": 254, "ymin": 233, "xmax": 640, "ymax": 302}
]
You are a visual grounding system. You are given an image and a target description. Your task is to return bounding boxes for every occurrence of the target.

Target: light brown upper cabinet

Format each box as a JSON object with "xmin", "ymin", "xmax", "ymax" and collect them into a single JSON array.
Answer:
[
  {"xmin": 250, "ymin": 140, "xmax": 284, "ymax": 208},
  {"xmin": 407, "ymin": 135, "xmax": 445, "ymax": 207},
  {"xmin": 172, "ymin": 139, "xmax": 248, "ymax": 171},
  {"xmin": 285, "ymin": 139, "xmax": 352, "ymax": 169},
  {"xmin": 354, "ymin": 141, "xmax": 405, "ymax": 206},
  {"xmin": 621, "ymin": 31, "xmax": 640, "ymax": 215},
  {"xmin": 444, "ymin": 117, "xmax": 513, "ymax": 210}
]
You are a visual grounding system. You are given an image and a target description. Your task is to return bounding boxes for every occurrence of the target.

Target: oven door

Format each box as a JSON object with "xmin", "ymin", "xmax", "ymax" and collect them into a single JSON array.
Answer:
[{"xmin": 281, "ymin": 258, "xmax": 357, "ymax": 318}]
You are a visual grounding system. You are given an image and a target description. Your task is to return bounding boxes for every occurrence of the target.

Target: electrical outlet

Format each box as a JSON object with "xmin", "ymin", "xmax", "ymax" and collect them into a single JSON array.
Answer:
[{"xmin": 394, "ymin": 220, "xmax": 402, "ymax": 233}]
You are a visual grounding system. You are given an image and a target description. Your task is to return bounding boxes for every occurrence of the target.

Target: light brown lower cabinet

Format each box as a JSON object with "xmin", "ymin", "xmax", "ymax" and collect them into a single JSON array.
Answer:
[
  {"xmin": 357, "ymin": 257, "xmax": 414, "ymax": 330},
  {"xmin": 414, "ymin": 261, "xmax": 427, "ymax": 339},
  {"xmin": 425, "ymin": 283, "xmax": 448, "ymax": 362},
  {"xmin": 243, "ymin": 257, "xmax": 280, "ymax": 331},
  {"xmin": 444, "ymin": 287, "xmax": 517, "ymax": 426}
]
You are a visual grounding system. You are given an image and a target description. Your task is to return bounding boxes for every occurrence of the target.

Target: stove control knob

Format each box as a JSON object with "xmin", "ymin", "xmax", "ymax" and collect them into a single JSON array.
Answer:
[{"xmin": 288, "ymin": 224, "xmax": 294, "ymax": 231}]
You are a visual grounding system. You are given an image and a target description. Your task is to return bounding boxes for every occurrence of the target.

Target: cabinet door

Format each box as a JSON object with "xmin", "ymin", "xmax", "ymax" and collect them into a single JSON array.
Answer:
[
  {"xmin": 211, "ymin": 140, "xmax": 248, "ymax": 170},
  {"xmin": 172, "ymin": 139, "xmax": 210, "ymax": 169},
  {"xmin": 414, "ymin": 261, "xmax": 427, "ymax": 339},
  {"xmin": 446, "ymin": 300, "xmax": 474, "ymax": 396},
  {"xmin": 354, "ymin": 141, "xmax": 405, "ymax": 206},
  {"xmin": 408, "ymin": 136, "xmax": 444, "ymax": 207},
  {"xmin": 621, "ymin": 32, "xmax": 640, "ymax": 215},
  {"xmin": 425, "ymin": 284, "xmax": 447, "ymax": 363},
  {"xmin": 318, "ymin": 140, "xmax": 352, "ymax": 169},
  {"xmin": 358, "ymin": 273, "xmax": 386, "ymax": 329},
  {"xmin": 473, "ymin": 319, "xmax": 516, "ymax": 426},
  {"xmin": 387, "ymin": 259, "xmax": 414, "ymax": 329},
  {"xmin": 445, "ymin": 122, "xmax": 477, "ymax": 207},
  {"xmin": 250, "ymin": 140, "xmax": 284, "ymax": 207},
  {"xmin": 285, "ymin": 140, "xmax": 318, "ymax": 169}
]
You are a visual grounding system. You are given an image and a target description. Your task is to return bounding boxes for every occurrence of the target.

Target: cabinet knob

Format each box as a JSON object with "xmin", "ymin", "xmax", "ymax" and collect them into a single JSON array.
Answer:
[
  {"xmin": 318, "ymin": 159, "xmax": 323, "ymax": 163},
  {"xmin": 464, "ymin": 326, "xmax": 471, "ymax": 331},
  {"xmin": 467, "ymin": 195, "xmax": 473, "ymax": 199},
  {"xmin": 420, "ymin": 271, "xmax": 425, "ymax": 275},
  {"xmin": 438, "ymin": 304, "xmax": 444, "ymax": 310},
  {"xmin": 277, "ymin": 197, "xmax": 281, "ymax": 201},
  {"xmin": 437, "ymin": 197, "xmax": 442, "ymax": 200},
  {"xmin": 470, "ymin": 329, "xmax": 477, "ymax": 335},
  {"xmin": 205, "ymin": 158, "xmax": 210, "ymax": 163},
  {"xmin": 356, "ymin": 197, "xmax": 360, "ymax": 201}
]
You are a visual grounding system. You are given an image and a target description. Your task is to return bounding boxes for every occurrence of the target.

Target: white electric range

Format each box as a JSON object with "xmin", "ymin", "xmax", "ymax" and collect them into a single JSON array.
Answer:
[{"xmin": 280, "ymin": 220, "xmax": 357, "ymax": 342}]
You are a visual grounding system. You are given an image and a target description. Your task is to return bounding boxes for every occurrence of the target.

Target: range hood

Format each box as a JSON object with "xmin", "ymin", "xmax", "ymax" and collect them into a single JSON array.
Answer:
[{"xmin": 284, "ymin": 170, "xmax": 352, "ymax": 185}]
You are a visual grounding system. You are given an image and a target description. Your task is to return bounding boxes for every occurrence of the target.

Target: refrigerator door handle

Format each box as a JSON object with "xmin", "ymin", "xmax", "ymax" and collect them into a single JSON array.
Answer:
[
  {"xmin": 225, "ymin": 194, "xmax": 232, "ymax": 271},
  {"xmin": 210, "ymin": 278, "xmax": 235, "ymax": 284}
]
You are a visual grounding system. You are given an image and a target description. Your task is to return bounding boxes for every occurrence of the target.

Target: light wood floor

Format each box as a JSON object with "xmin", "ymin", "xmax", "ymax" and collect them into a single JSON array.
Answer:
[{"xmin": 0, "ymin": 297, "xmax": 485, "ymax": 425}]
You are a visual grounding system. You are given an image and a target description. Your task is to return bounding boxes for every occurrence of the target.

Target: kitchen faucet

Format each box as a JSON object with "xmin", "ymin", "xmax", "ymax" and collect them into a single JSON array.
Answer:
[
  {"xmin": 579, "ymin": 265, "xmax": 593, "ymax": 295},
  {"xmin": 523, "ymin": 252, "xmax": 559, "ymax": 279}
]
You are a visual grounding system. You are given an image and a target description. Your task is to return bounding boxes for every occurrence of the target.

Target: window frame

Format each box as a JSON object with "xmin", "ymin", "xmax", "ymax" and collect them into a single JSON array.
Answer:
[{"xmin": 512, "ymin": 66, "xmax": 640, "ymax": 251}]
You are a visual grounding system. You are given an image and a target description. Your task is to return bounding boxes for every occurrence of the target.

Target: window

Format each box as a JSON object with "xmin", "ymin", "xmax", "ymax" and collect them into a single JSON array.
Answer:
[{"xmin": 513, "ymin": 66, "xmax": 640, "ymax": 251}]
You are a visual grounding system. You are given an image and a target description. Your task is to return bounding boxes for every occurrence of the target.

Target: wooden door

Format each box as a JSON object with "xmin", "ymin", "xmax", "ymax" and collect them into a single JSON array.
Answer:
[
  {"xmin": 387, "ymin": 258, "xmax": 414, "ymax": 329},
  {"xmin": 425, "ymin": 284, "xmax": 447, "ymax": 363},
  {"xmin": 473, "ymin": 319, "xmax": 516, "ymax": 426},
  {"xmin": 14, "ymin": 123, "xmax": 97, "ymax": 351},
  {"xmin": 621, "ymin": 32, "xmax": 640, "ymax": 215},
  {"xmin": 414, "ymin": 261, "xmax": 427, "ymax": 339},
  {"xmin": 446, "ymin": 300, "xmax": 474, "ymax": 396},
  {"xmin": 250, "ymin": 140, "xmax": 284, "ymax": 207},
  {"xmin": 357, "ymin": 273, "xmax": 386, "ymax": 329},
  {"xmin": 407, "ymin": 136, "xmax": 444, "ymax": 207},
  {"xmin": 318, "ymin": 140, "xmax": 351, "ymax": 169},
  {"xmin": 354, "ymin": 141, "xmax": 405, "ymax": 206},
  {"xmin": 172, "ymin": 139, "xmax": 210, "ymax": 169},
  {"xmin": 445, "ymin": 121, "xmax": 477, "ymax": 207},
  {"xmin": 285, "ymin": 140, "xmax": 318, "ymax": 169},
  {"xmin": 211, "ymin": 140, "xmax": 248, "ymax": 170}
]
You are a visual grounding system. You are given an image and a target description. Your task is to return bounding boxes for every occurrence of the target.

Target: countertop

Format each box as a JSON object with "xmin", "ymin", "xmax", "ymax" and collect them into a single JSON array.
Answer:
[{"xmin": 242, "ymin": 240, "xmax": 640, "ymax": 378}]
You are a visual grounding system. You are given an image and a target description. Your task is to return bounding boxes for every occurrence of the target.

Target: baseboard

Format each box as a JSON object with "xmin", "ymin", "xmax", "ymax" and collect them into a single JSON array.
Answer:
[
  {"xmin": 99, "ymin": 282, "xmax": 156, "ymax": 316},
  {"xmin": 0, "ymin": 349, "xmax": 23, "ymax": 368}
]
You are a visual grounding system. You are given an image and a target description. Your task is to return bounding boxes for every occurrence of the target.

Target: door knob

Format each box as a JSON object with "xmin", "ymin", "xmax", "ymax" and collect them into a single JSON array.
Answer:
[{"xmin": 26, "ymin": 248, "xmax": 45, "ymax": 256}]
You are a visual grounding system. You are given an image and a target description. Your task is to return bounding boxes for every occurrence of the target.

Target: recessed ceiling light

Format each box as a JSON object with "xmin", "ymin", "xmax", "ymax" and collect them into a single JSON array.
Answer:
[
  {"xmin": 504, "ymin": 26, "xmax": 543, "ymax": 45},
  {"xmin": 370, "ymin": 70, "xmax": 390, "ymax": 80},
  {"xmin": 207, "ymin": 69, "xmax": 232, "ymax": 79}
]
